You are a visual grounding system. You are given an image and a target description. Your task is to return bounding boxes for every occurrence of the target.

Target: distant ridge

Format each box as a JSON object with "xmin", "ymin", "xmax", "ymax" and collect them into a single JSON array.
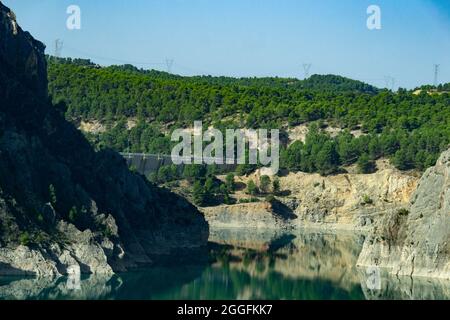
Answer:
[
  {"xmin": 299, "ymin": 74, "xmax": 379, "ymax": 94},
  {"xmin": 48, "ymin": 56, "xmax": 379, "ymax": 94}
]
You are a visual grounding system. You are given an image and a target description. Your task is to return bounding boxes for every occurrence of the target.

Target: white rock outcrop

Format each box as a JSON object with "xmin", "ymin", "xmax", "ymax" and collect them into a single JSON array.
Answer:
[{"xmin": 357, "ymin": 148, "xmax": 450, "ymax": 279}]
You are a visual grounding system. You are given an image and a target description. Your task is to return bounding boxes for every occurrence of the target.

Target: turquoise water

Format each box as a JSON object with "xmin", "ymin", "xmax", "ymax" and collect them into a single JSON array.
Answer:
[{"xmin": 0, "ymin": 228, "xmax": 449, "ymax": 300}]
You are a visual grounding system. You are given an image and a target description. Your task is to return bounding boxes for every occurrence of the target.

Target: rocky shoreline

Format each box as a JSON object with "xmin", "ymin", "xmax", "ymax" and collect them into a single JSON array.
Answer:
[{"xmin": 202, "ymin": 149, "xmax": 450, "ymax": 280}]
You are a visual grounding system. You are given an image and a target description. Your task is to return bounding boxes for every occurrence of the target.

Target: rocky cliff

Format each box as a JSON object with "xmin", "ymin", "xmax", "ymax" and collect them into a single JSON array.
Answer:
[
  {"xmin": 0, "ymin": 2, "xmax": 208, "ymax": 276},
  {"xmin": 203, "ymin": 162, "xmax": 418, "ymax": 232},
  {"xmin": 357, "ymin": 148, "xmax": 450, "ymax": 280}
]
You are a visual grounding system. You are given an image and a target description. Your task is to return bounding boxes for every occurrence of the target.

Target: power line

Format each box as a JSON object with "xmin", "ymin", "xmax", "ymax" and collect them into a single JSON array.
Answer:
[
  {"xmin": 165, "ymin": 58, "xmax": 174, "ymax": 74},
  {"xmin": 54, "ymin": 39, "xmax": 63, "ymax": 58},
  {"xmin": 62, "ymin": 44, "xmax": 165, "ymax": 66},
  {"xmin": 54, "ymin": 45, "xmax": 213, "ymax": 75},
  {"xmin": 173, "ymin": 62, "xmax": 219, "ymax": 76},
  {"xmin": 303, "ymin": 63, "xmax": 312, "ymax": 79},
  {"xmin": 434, "ymin": 64, "xmax": 440, "ymax": 87},
  {"xmin": 384, "ymin": 76, "xmax": 395, "ymax": 91},
  {"xmin": 45, "ymin": 43, "xmax": 409, "ymax": 87}
]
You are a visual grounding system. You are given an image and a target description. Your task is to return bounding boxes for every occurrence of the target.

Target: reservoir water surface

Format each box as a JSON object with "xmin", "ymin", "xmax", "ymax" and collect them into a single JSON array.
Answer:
[{"xmin": 0, "ymin": 227, "xmax": 448, "ymax": 300}]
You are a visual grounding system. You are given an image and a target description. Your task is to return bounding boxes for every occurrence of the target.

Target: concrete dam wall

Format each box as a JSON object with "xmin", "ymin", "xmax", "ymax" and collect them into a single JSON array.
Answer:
[
  {"xmin": 121, "ymin": 153, "xmax": 236, "ymax": 177},
  {"xmin": 121, "ymin": 153, "xmax": 174, "ymax": 177}
]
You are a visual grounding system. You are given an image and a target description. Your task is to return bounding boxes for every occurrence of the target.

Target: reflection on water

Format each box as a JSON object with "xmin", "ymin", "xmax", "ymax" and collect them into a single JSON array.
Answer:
[
  {"xmin": 360, "ymin": 272, "xmax": 450, "ymax": 300},
  {"xmin": 0, "ymin": 228, "xmax": 449, "ymax": 300}
]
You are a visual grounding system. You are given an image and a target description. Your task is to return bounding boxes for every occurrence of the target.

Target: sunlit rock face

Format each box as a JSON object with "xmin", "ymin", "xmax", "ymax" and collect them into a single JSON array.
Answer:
[
  {"xmin": 0, "ymin": 1, "xmax": 208, "ymax": 277},
  {"xmin": 203, "ymin": 165, "xmax": 419, "ymax": 233},
  {"xmin": 358, "ymin": 148, "xmax": 450, "ymax": 280},
  {"xmin": 279, "ymin": 166, "xmax": 418, "ymax": 231}
]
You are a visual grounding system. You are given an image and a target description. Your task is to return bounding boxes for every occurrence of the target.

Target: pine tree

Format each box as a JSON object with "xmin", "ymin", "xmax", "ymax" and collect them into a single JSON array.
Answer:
[
  {"xmin": 316, "ymin": 141, "xmax": 340, "ymax": 175},
  {"xmin": 69, "ymin": 206, "xmax": 79, "ymax": 223},
  {"xmin": 259, "ymin": 175, "xmax": 271, "ymax": 194},
  {"xmin": 357, "ymin": 153, "xmax": 376, "ymax": 174},
  {"xmin": 272, "ymin": 178, "xmax": 281, "ymax": 195},
  {"xmin": 246, "ymin": 180, "xmax": 258, "ymax": 196},
  {"xmin": 49, "ymin": 184, "xmax": 57, "ymax": 206},
  {"xmin": 225, "ymin": 173, "xmax": 235, "ymax": 193},
  {"xmin": 192, "ymin": 181, "xmax": 206, "ymax": 206}
]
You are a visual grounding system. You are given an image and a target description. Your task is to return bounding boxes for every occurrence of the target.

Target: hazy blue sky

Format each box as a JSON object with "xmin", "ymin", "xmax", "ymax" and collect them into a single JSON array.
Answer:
[{"xmin": 3, "ymin": 0, "xmax": 450, "ymax": 89}]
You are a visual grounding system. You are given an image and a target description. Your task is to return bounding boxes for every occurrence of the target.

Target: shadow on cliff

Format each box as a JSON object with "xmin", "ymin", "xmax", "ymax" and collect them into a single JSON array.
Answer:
[
  {"xmin": 0, "ymin": 2, "xmax": 209, "ymax": 273},
  {"xmin": 269, "ymin": 198, "xmax": 298, "ymax": 220}
]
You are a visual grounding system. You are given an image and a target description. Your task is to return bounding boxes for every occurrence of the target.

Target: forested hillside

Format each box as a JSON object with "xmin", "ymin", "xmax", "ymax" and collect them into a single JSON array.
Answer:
[{"xmin": 47, "ymin": 57, "xmax": 450, "ymax": 175}]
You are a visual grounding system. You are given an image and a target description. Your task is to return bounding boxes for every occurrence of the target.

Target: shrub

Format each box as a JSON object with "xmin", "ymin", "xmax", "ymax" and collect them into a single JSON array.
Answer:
[
  {"xmin": 102, "ymin": 226, "xmax": 114, "ymax": 238},
  {"xmin": 192, "ymin": 181, "xmax": 206, "ymax": 206},
  {"xmin": 148, "ymin": 172, "xmax": 158, "ymax": 183},
  {"xmin": 35, "ymin": 232, "xmax": 47, "ymax": 244},
  {"xmin": 357, "ymin": 153, "xmax": 376, "ymax": 174},
  {"xmin": 157, "ymin": 165, "xmax": 178, "ymax": 183},
  {"xmin": 362, "ymin": 194, "xmax": 374, "ymax": 205},
  {"xmin": 204, "ymin": 177, "xmax": 215, "ymax": 195},
  {"xmin": 246, "ymin": 180, "xmax": 258, "ymax": 196},
  {"xmin": 35, "ymin": 212, "xmax": 44, "ymax": 224},
  {"xmin": 272, "ymin": 178, "xmax": 281, "ymax": 195},
  {"xmin": 225, "ymin": 173, "xmax": 235, "ymax": 192},
  {"xmin": 259, "ymin": 175, "xmax": 271, "ymax": 194},
  {"xmin": 19, "ymin": 232, "xmax": 31, "ymax": 246},
  {"xmin": 183, "ymin": 165, "xmax": 207, "ymax": 183},
  {"xmin": 236, "ymin": 163, "xmax": 256, "ymax": 176},
  {"xmin": 239, "ymin": 198, "xmax": 260, "ymax": 204},
  {"xmin": 219, "ymin": 184, "xmax": 232, "ymax": 205},
  {"xmin": 68, "ymin": 206, "xmax": 79, "ymax": 223},
  {"xmin": 397, "ymin": 208, "xmax": 410, "ymax": 216}
]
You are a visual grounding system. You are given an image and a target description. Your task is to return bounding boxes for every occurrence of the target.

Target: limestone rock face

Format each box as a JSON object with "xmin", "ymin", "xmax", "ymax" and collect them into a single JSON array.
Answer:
[
  {"xmin": 232, "ymin": 163, "xmax": 417, "ymax": 231},
  {"xmin": 0, "ymin": 2, "xmax": 208, "ymax": 276},
  {"xmin": 0, "ymin": 246, "xmax": 60, "ymax": 277},
  {"xmin": 202, "ymin": 202, "xmax": 294, "ymax": 230},
  {"xmin": 0, "ymin": 222, "xmax": 115, "ymax": 276},
  {"xmin": 203, "ymin": 163, "xmax": 418, "ymax": 233},
  {"xmin": 357, "ymin": 148, "xmax": 450, "ymax": 279},
  {"xmin": 281, "ymin": 166, "xmax": 418, "ymax": 230}
]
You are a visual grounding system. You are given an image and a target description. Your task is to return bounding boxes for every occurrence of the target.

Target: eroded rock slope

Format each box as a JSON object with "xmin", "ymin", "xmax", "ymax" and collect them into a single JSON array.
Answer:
[{"xmin": 357, "ymin": 148, "xmax": 450, "ymax": 279}]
